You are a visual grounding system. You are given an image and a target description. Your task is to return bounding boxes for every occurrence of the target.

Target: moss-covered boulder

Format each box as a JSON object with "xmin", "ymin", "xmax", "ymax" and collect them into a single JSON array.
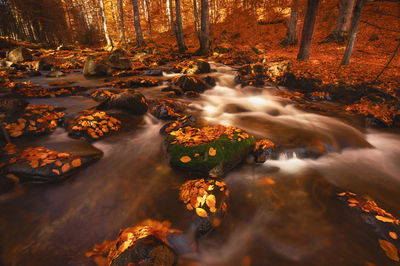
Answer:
[{"xmin": 166, "ymin": 125, "xmax": 255, "ymax": 177}]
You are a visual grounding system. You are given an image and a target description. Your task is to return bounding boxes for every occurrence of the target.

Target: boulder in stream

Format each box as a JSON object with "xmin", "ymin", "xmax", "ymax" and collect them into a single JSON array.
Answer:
[
  {"xmin": 86, "ymin": 220, "xmax": 179, "ymax": 266},
  {"xmin": 6, "ymin": 146, "xmax": 102, "ymax": 183},
  {"xmin": 149, "ymin": 99, "xmax": 186, "ymax": 120},
  {"xmin": 83, "ymin": 55, "xmax": 112, "ymax": 77},
  {"xmin": 172, "ymin": 75, "xmax": 209, "ymax": 93},
  {"xmin": 91, "ymin": 89, "xmax": 148, "ymax": 115},
  {"xmin": 166, "ymin": 125, "xmax": 255, "ymax": 177},
  {"xmin": 252, "ymin": 139, "xmax": 275, "ymax": 163},
  {"xmin": 104, "ymin": 49, "xmax": 131, "ymax": 70},
  {"xmin": 8, "ymin": 47, "xmax": 32, "ymax": 63},
  {"xmin": 172, "ymin": 60, "xmax": 211, "ymax": 74}
]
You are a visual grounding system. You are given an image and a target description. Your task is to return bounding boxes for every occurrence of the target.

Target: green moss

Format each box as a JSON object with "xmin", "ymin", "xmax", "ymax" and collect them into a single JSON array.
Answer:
[{"xmin": 166, "ymin": 134, "xmax": 255, "ymax": 176}]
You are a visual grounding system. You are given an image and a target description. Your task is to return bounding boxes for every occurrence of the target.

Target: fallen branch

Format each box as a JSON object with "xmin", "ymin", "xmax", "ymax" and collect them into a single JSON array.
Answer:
[
  {"xmin": 374, "ymin": 41, "xmax": 400, "ymax": 82},
  {"xmin": 360, "ymin": 20, "xmax": 400, "ymax": 33}
]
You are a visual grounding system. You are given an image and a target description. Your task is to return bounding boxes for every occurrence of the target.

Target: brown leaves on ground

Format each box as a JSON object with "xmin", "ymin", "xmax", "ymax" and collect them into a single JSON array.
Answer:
[
  {"xmin": 71, "ymin": 110, "xmax": 121, "ymax": 140},
  {"xmin": 86, "ymin": 220, "xmax": 180, "ymax": 264},
  {"xmin": 169, "ymin": 125, "xmax": 249, "ymax": 147},
  {"xmin": 179, "ymin": 178, "xmax": 229, "ymax": 218},
  {"xmin": 2, "ymin": 104, "xmax": 65, "ymax": 137},
  {"xmin": 15, "ymin": 147, "xmax": 81, "ymax": 174}
]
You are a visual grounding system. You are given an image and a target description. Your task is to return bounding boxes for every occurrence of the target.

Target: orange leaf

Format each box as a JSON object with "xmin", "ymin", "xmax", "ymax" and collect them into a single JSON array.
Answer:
[
  {"xmin": 379, "ymin": 239, "xmax": 399, "ymax": 262},
  {"xmin": 180, "ymin": 156, "xmax": 191, "ymax": 163},
  {"xmin": 196, "ymin": 208, "xmax": 208, "ymax": 218},
  {"xmin": 209, "ymin": 147, "xmax": 217, "ymax": 156},
  {"xmin": 61, "ymin": 163, "xmax": 71, "ymax": 173},
  {"xmin": 71, "ymin": 158, "xmax": 82, "ymax": 168}
]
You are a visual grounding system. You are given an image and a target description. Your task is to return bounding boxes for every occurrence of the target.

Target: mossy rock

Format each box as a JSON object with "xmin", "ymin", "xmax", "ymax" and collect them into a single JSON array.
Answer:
[{"xmin": 166, "ymin": 126, "xmax": 255, "ymax": 177}]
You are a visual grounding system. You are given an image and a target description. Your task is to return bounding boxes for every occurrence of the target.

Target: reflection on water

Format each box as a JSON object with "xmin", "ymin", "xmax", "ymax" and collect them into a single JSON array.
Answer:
[{"xmin": 1, "ymin": 64, "xmax": 399, "ymax": 265}]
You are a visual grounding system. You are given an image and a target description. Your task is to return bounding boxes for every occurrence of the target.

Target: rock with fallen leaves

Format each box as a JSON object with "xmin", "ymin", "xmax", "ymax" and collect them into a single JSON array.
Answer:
[
  {"xmin": 2, "ymin": 104, "xmax": 65, "ymax": 138},
  {"xmin": 86, "ymin": 220, "xmax": 179, "ymax": 266},
  {"xmin": 8, "ymin": 47, "xmax": 32, "ymax": 63},
  {"xmin": 172, "ymin": 75, "xmax": 209, "ymax": 93},
  {"xmin": 11, "ymin": 83, "xmax": 84, "ymax": 98},
  {"xmin": 252, "ymin": 139, "xmax": 275, "ymax": 163},
  {"xmin": 166, "ymin": 125, "xmax": 255, "ymax": 177},
  {"xmin": 83, "ymin": 55, "xmax": 112, "ymax": 77},
  {"xmin": 172, "ymin": 60, "xmax": 211, "ymax": 74},
  {"xmin": 6, "ymin": 146, "xmax": 102, "ymax": 183},
  {"xmin": 338, "ymin": 191, "xmax": 400, "ymax": 261},
  {"xmin": 0, "ymin": 98, "xmax": 28, "ymax": 115},
  {"xmin": 68, "ymin": 110, "xmax": 121, "ymax": 141},
  {"xmin": 104, "ymin": 49, "xmax": 131, "ymax": 70},
  {"xmin": 92, "ymin": 89, "xmax": 148, "ymax": 115},
  {"xmin": 160, "ymin": 115, "xmax": 196, "ymax": 135},
  {"xmin": 148, "ymin": 99, "xmax": 186, "ymax": 120},
  {"xmin": 179, "ymin": 178, "xmax": 229, "ymax": 235}
]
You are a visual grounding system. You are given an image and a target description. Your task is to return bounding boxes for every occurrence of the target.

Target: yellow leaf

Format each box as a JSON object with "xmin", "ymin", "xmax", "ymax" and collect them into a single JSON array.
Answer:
[
  {"xmin": 379, "ymin": 239, "xmax": 399, "ymax": 262},
  {"xmin": 195, "ymin": 208, "xmax": 208, "ymax": 218},
  {"xmin": 206, "ymin": 194, "xmax": 216, "ymax": 209},
  {"xmin": 180, "ymin": 156, "xmax": 191, "ymax": 163},
  {"xmin": 209, "ymin": 147, "xmax": 217, "ymax": 156},
  {"xmin": 376, "ymin": 215, "xmax": 395, "ymax": 223}
]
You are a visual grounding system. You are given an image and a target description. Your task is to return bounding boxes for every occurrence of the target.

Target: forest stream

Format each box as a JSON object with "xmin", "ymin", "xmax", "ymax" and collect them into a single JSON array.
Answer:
[{"xmin": 1, "ymin": 63, "xmax": 400, "ymax": 266}]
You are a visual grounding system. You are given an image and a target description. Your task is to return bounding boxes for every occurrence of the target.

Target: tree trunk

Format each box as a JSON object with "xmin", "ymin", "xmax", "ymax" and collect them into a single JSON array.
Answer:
[
  {"xmin": 117, "ymin": 0, "xmax": 127, "ymax": 46},
  {"xmin": 285, "ymin": 0, "xmax": 299, "ymax": 45},
  {"xmin": 193, "ymin": 0, "xmax": 200, "ymax": 38},
  {"xmin": 174, "ymin": 0, "xmax": 186, "ymax": 53},
  {"xmin": 341, "ymin": 0, "xmax": 366, "ymax": 65},
  {"xmin": 131, "ymin": 0, "xmax": 145, "ymax": 46},
  {"xmin": 199, "ymin": 0, "xmax": 210, "ymax": 55},
  {"xmin": 144, "ymin": 0, "xmax": 153, "ymax": 41},
  {"xmin": 297, "ymin": 0, "xmax": 320, "ymax": 61},
  {"xmin": 167, "ymin": 0, "xmax": 174, "ymax": 34},
  {"xmin": 99, "ymin": 0, "xmax": 113, "ymax": 47},
  {"xmin": 332, "ymin": 0, "xmax": 355, "ymax": 38}
]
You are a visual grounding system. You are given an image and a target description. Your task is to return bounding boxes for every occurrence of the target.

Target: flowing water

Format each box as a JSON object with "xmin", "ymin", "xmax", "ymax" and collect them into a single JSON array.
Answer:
[{"xmin": 1, "ymin": 64, "xmax": 400, "ymax": 265}]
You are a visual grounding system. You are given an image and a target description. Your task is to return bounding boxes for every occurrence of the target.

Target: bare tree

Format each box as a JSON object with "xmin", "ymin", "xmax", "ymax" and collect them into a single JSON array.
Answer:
[
  {"xmin": 193, "ymin": 0, "xmax": 200, "ymax": 38},
  {"xmin": 341, "ymin": 0, "xmax": 366, "ymax": 65},
  {"xmin": 284, "ymin": 0, "xmax": 299, "ymax": 46},
  {"xmin": 297, "ymin": 0, "xmax": 320, "ymax": 61},
  {"xmin": 116, "ymin": 0, "xmax": 127, "ymax": 46},
  {"xmin": 130, "ymin": 0, "xmax": 145, "ymax": 46},
  {"xmin": 329, "ymin": 0, "xmax": 355, "ymax": 43},
  {"xmin": 143, "ymin": 0, "xmax": 152, "ymax": 41},
  {"xmin": 199, "ymin": 0, "xmax": 210, "ymax": 55},
  {"xmin": 98, "ymin": 0, "xmax": 113, "ymax": 48},
  {"xmin": 175, "ymin": 0, "xmax": 186, "ymax": 53},
  {"xmin": 167, "ymin": 0, "xmax": 174, "ymax": 34}
]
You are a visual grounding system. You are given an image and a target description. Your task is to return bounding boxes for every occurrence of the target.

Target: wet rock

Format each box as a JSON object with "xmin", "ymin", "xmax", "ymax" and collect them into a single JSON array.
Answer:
[
  {"xmin": 0, "ymin": 60, "xmax": 13, "ymax": 67},
  {"xmin": 46, "ymin": 70, "xmax": 65, "ymax": 77},
  {"xmin": 281, "ymin": 72, "xmax": 321, "ymax": 93},
  {"xmin": 166, "ymin": 125, "xmax": 255, "ymax": 177},
  {"xmin": 104, "ymin": 49, "xmax": 131, "ymax": 70},
  {"xmin": 184, "ymin": 91, "xmax": 200, "ymax": 98},
  {"xmin": 37, "ymin": 57, "xmax": 54, "ymax": 71},
  {"xmin": 6, "ymin": 146, "xmax": 102, "ymax": 183},
  {"xmin": 68, "ymin": 110, "xmax": 121, "ymax": 141},
  {"xmin": 87, "ymin": 220, "xmax": 179, "ymax": 266},
  {"xmin": 83, "ymin": 55, "xmax": 112, "ymax": 77},
  {"xmin": 0, "ymin": 98, "xmax": 28, "ymax": 116},
  {"xmin": 223, "ymin": 103, "xmax": 250, "ymax": 114},
  {"xmin": 173, "ymin": 75, "xmax": 209, "ymax": 93},
  {"xmin": 179, "ymin": 178, "xmax": 229, "ymax": 236},
  {"xmin": 252, "ymin": 139, "xmax": 275, "ymax": 163},
  {"xmin": 2, "ymin": 105, "xmax": 65, "ymax": 138},
  {"xmin": 160, "ymin": 115, "xmax": 195, "ymax": 135},
  {"xmin": 143, "ymin": 69, "xmax": 163, "ymax": 76},
  {"xmin": 161, "ymin": 85, "xmax": 183, "ymax": 96},
  {"xmin": 149, "ymin": 99, "xmax": 186, "ymax": 120},
  {"xmin": 92, "ymin": 89, "xmax": 148, "ymax": 115},
  {"xmin": 203, "ymin": 76, "xmax": 216, "ymax": 87},
  {"xmin": 8, "ymin": 47, "xmax": 32, "ymax": 63},
  {"xmin": 172, "ymin": 60, "xmax": 211, "ymax": 74}
]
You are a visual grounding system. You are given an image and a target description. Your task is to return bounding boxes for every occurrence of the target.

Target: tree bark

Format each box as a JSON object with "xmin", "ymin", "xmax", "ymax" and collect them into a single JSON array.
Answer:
[
  {"xmin": 167, "ymin": 0, "xmax": 174, "ymax": 33},
  {"xmin": 332, "ymin": 0, "xmax": 355, "ymax": 38},
  {"xmin": 98, "ymin": 0, "xmax": 113, "ymax": 47},
  {"xmin": 341, "ymin": 0, "xmax": 366, "ymax": 65},
  {"xmin": 297, "ymin": 0, "xmax": 320, "ymax": 61},
  {"xmin": 285, "ymin": 0, "xmax": 299, "ymax": 45},
  {"xmin": 131, "ymin": 0, "xmax": 145, "ymax": 46},
  {"xmin": 116, "ymin": 0, "xmax": 127, "ymax": 46},
  {"xmin": 174, "ymin": 0, "xmax": 186, "ymax": 53},
  {"xmin": 144, "ymin": 0, "xmax": 152, "ymax": 41},
  {"xmin": 199, "ymin": 0, "xmax": 210, "ymax": 55},
  {"xmin": 193, "ymin": 0, "xmax": 200, "ymax": 38}
]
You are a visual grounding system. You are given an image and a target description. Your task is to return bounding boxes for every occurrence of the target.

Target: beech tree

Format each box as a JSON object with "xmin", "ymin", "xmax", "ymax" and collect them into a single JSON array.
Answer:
[
  {"xmin": 116, "ymin": 0, "xmax": 127, "ymax": 46},
  {"xmin": 329, "ymin": 0, "xmax": 355, "ymax": 43},
  {"xmin": 284, "ymin": 0, "xmax": 299, "ymax": 46},
  {"xmin": 98, "ymin": 0, "xmax": 112, "ymax": 48},
  {"xmin": 341, "ymin": 0, "xmax": 366, "ymax": 65},
  {"xmin": 199, "ymin": 0, "xmax": 210, "ymax": 55},
  {"xmin": 297, "ymin": 0, "xmax": 320, "ymax": 61},
  {"xmin": 131, "ymin": 0, "xmax": 145, "ymax": 46},
  {"xmin": 174, "ymin": 0, "xmax": 186, "ymax": 53}
]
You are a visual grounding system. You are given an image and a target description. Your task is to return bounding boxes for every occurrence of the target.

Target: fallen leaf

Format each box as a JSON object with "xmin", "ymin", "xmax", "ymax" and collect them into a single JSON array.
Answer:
[
  {"xmin": 209, "ymin": 147, "xmax": 217, "ymax": 156},
  {"xmin": 71, "ymin": 158, "xmax": 82, "ymax": 167},
  {"xmin": 61, "ymin": 163, "xmax": 71, "ymax": 173},
  {"xmin": 180, "ymin": 156, "xmax": 191, "ymax": 163},
  {"xmin": 196, "ymin": 208, "xmax": 208, "ymax": 218},
  {"xmin": 379, "ymin": 239, "xmax": 399, "ymax": 262},
  {"xmin": 389, "ymin": 232, "xmax": 398, "ymax": 240},
  {"xmin": 376, "ymin": 215, "xmax": 395, "ymax": 223}
]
